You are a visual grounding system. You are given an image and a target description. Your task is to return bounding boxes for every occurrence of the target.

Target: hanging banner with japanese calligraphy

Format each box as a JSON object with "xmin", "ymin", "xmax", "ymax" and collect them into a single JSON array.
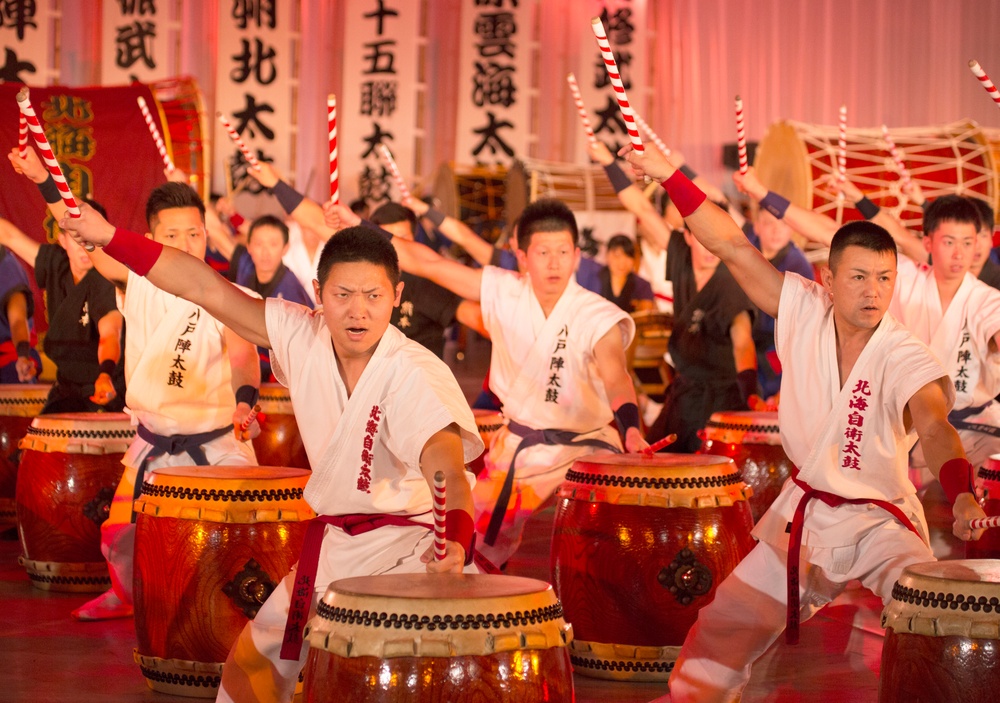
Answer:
[
  {"xmin": 340, "ymin": 0, "xmax": 424, "ymax": 206},
  {"xmin": 0, "ymin": 83, "xmax": 170, "ymax": 333},
  {"xmin": 574, "ymin": 0, "xmax": 649, "ymax": 164},
  {"xmin": 214, "ymin": 0, "xmax": 299, "ymax": 196},
  {"xmin": 574, "ymin": 211, "xmax": 637, "ymax": 264},
  {"xmin": 454, "ymin": 0, "xmax": 536, "ymax": 166},
  {"xmin": 0, "ymin": 0, "xmax": 52, "ymax": 86},
  {"xmin": 101, "ymin": 0, "xmax": 179, "ymax": 85}
]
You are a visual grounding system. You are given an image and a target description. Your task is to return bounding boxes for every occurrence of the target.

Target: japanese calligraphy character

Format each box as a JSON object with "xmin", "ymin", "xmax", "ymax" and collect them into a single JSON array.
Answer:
[
  {"xmin": 361, "ymin": 449, "xmax": 372, "ymax": 465},
  {"xmin": 231, "ymin": 0, "xmax": 275, "ymax": 29},
  {"xmin": 230, "ymin": 149, "xmax": 273, "ymax": 195},
  {"xmin": 843, "ymin": 426, "xmax": 863, "ymax": 442},
  {"xmin": 474, "ymin": 12, "xmax": 516, "ymax": 59},
  {"xmin": 50, "ymin": 125, "xmax": 96, "ymax": 161},
  {"xmin": 362, "ymin": 124, "xmax": 395, "ymax": 159},
  {"xmin": 358, "ymin": 165, "xmax": 392, "ymax": 204},
  {"xmin": 847, "ymin": 411, "xmax": 864, "ymax": 427},
  {"xmin": 0, "ymin": 47, "xmax": 35, "ymax": 83},
  {"xmin": 961, "ymin": 331, "xmax": 970, "ymax": 344},
  {"xmin": 363, "ymin": 435, "xmax": 374, "ymax": 451},
  {"xmin": 578, "ymin": 225, "xmax": 599, "ymax": 257},
  {"xmin": 175, "ymin": 339, "xmax": 192, "ymax": 353},
  {"xmin": 42, "ymin": 96, "xmax": 94, "ymax": 124},
  {"xmin": 365, "ymin": 419, "xmax": 378, "ymax": 435},
  {"xmin": 553, "ymin": 339, "xmax": 566, "ymax": 352},
  {"xmin": 398, "ymin": 316, "xmax": 411, "ymax": 328},
  {"xmin": 63, "ymin": 166, "xmax": 93, "ymax": 204},
  {"xmin": 363, "ymin": 0, "xmax": 398, "ymax": 34},
  {"xmin": 170, "ymin": 355, "xmax": 187, "ymax": 371},
  {"xmin": 850, "ymin": 380, "xmax": 872, "ymax": 396},
  {"xmin": 117, "ymin": 0, "xmax": 156, "ymax": 14},
  {"xmin": 594, "ymin": 95, "xmax": 629, "ymax": 140},
  {"xmin": 471, "ymin": 111, "xmax": 515, "ymax": 158},
  {"xmin": 848, "ymin": 396, "xmax": 868, "ymax": 412},
  {"xmin": 545, "ymin": 388, "xmax": 559, "ymax": 403},
  {"xmin": 399, "ymin": 301, "xmax": 414, "ymax": 317},
  {"xmin": 472, "ymin": 61, "xmax": 516, "ymax": 107},
  {"xmin": 843, "ymin": 440, "xmax": 860, "ymax": 457},
  {"xmin": 547, "ymin": 374, "xmax": 561, "ymax": 387},
  {"xmin": 594, "ymin": 49, "xmax": 633, "ymax": 91},
  {"xmin": 115, "ymin": 20, "xmax": 157, "ymax": 70},
  {"xmin": 370, "ymin": 406, "xmax": 382, "ymax": 420},
  {"xmin": 231, "ymin": 37, "xmax": 277, "ymax": 85},
  {"xmin": 841, "ymin": 455, "xmax": 861, "ymax": 470},
  {"xmin": 957, "ymin": 367, "xmax": 969, "ymax": 379},
  {"xmin": 167, "ymin": 370, "xmax": 184, "ymax": 387},
  {"xmin": 957, "ymin": 350, "xmax": 972, "ymax": 364},
  {"xmin": 955, "ymin": 379, "xmax": 967, "ymax": 393},
  {"xmin": 362, "ymin": 40, "xmax": 397, "ymax": 74},
  {"xmin": 600, "ymin": 6, "xmax": 635, "ymax": 45},
  {"xmin": 233, "ymin": 93, "xmax": 275, "ymax": 140},
  {"xmin": 360, "ymin": 80, "xmax": 397, "ymax": 117},
  {"xmin": 1, "ymin": 0, "xmax": 37, "ymax": 40},
  {"xmin": 550, "ymin": 357, "xmax": 565, "ymax": 370},
  {"xmin": 79, "ymin": 302, "xmax": 90, "ymax": 328}
]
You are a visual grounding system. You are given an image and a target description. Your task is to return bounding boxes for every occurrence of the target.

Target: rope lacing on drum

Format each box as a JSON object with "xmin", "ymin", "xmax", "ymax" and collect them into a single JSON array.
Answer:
[
  {"xmin": 705, "ymin": 419, "xmax": 779, "ymax": 434},
  {"xmin": 315, "ymin": 601, "xmax": 565, "ymax": 631},
  {"xmin": 25, "ymin": 427, "xmax": 135, "ymax": 440},
  {"xmin": 478, "ymin": 422, "xmax": 504, "ymax": 433},
  {"xmin": 136, "ymin": 665, "xmax": 219, "ymax": 689},
  {"xmin": 138, "ymin": 484, "xmax": 305, "ymax": 502},
  {"xmin": 0, "ymin": 397, "xmax": 46, "ymax": 408},
  {"xmin": 570, "ymin": 654, "xmax": 674, "ymax": 674},
  {"xmin": 563, "ymin": 468, "xmax": 744, "ymax": 490},
  {"xmin": 891, "ymin": 581, "xmax": 1000, "ymax": 613},
  {"xmin": 978, "ymin": 466, "xmax": 1000, "ymax": 483}
]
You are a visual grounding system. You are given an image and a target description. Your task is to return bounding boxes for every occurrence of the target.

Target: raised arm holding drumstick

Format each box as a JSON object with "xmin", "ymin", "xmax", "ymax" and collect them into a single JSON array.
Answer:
[{"xmin": 619, "ymin": 143, "xmax": 986, "ymax": 703}]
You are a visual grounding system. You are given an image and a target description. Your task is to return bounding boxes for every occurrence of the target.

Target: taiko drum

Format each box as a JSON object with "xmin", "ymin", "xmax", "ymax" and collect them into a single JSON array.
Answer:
[
  {"xmin": 879, "ymin": 559, "xmax": 1000, "ymax": 703},
  {"xmin": 302, "ymin": 573, "xmax": 575, "ymax": 702},
  {"xmin": 0, "ymin": 384, "xmax": 49, "ymax": 530},
  {"xmin": 469, "ymin": 408, "xmax": 504, "ymax": 475},
  {"xmin": 967, "ymin": 460, "xmax": 1000, "ymax": 559},
  {"xmin": 251, "ymin": 383, "xmax": 310, "ymax": 470},
  {"xmin": 698, "ymin": 410, "xmax": 794, "ymax": 522},
  {"xmin": 15, "ymin": 412, "xmax": 133, "ymax": 591},
  {"xmin": 132, "ymin": 466, "xmax": 314, "ymax": 698},
  {"xmin": 551, "ymin": 453, "xmax": 755, "ymax": 681}
]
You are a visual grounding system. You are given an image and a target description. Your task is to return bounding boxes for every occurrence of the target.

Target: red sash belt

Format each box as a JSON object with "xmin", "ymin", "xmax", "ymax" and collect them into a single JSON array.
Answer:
[{"xmin": 785, "ymin": 472, "xmax": 921, "ymax": 645}]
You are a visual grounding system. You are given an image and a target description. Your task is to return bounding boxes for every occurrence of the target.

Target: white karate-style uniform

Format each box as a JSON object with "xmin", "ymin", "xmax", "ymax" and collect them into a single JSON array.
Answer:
[
  {"xmin": 216, "ymin": 300, "xmax": 482, "ymax": 703},
  {"xmin": 280, "ymin": 221, "xmax": 321, "ymax": 306},
  {"xmin": 891, "ymin": 257, "xmax": 1000, "ymax": 472},
  {"xmin": 474, "ymin": 267, "xmax": 634, "ymax": 566},
  {"xmin": 102, "ymin": 274, "xmax": 256, "ymax": 604},
  {"xmin": 638, "ymin": 238, "xmax": 674, "ymax": 314},
  {"xmin": 668, "ymin": 273, "xmax": 951, "ymax": 703}
]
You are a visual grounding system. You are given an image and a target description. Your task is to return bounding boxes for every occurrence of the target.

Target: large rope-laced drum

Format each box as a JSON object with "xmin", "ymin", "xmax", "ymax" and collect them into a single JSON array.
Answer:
[
  {"xmin": 0, "ymin": 384, "xmax": 50, "ymax": 530},
  {"xmin": 755, "ymin": 119, "xmax": 998, "ymax": 235}
]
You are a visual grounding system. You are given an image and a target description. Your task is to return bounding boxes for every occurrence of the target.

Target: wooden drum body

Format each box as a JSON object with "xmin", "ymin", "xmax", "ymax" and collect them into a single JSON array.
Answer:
[
  {"xmin": 15, "ymin": 412, "xmax": 133, "ymax": 591},
  {"xmin": 0, "ymin": 384, "xmax": 49, "ymax": 529},
  {"xmin": 252, "ymin": 384, "xmax": 310, "ymax": 470},
  {"xmin": 132, "ymin": 466, "xmax": 314, "ymax": 698},
  {"xmin": 967, "ymin": 460, "xmax": 1000, "ymax": 559},
  {"xmin": 698, "ymin": 411, "xmax": 794, "ymax": 523},
  {"xmin": 879, "ymin": 559, "xmax": 1000, "ymax": 703},
  {"xmin": 551, "ymin": 453, "xmax": 755, "ymax": 681},
  {"xmin": 303, "ymin": 573, "xmax": 574, "ymax": 703}
]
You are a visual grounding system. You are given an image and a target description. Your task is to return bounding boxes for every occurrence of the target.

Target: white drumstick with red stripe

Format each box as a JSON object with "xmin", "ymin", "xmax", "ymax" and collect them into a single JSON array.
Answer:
[
  {"xmin": 633, "ymin": 112, "xmax": 671, "ymax": 157},
  {"xmin": 566, "ymin": 73, "xmax": 597, "ymax": 146},
  {"xmin": 432, "ymin": 471, "xmax": 447, "ymax": 561},
  {"xmin": 328, "ymin": 94, "xmax": 339, "ymax": 204},
  {"xmin": 217, "ymin": 112, "xmax": 261, "ymax": 170},
  {"xmin": 968, "ymin": 515, "xmax": 1000, "ymax": 531},
  {"xmin": 969, "ymin": 59, "xmax": 1000, "ymax": 111},
  {"xmin": 881, "ymin": 124, "xmax": 912, "ymax": 188},
  {"xmin": 239, "ymin": 404, "xmax": 261, "ymax": 433},
  {"xmin": 590, "ymin": 17, "xmax": 643, "ymax": 152},
  {"xmin": 735, "ymin": 96, "xmax": 748, "ymax": 175},
  {"xmin": 137, "ymin": 96, "xmax": 175, "ymax": 173},
  {"xmin": 18, "ymin": 112, "xmax": 28, "ymax": 159},
  {"xmin": 837, "ymin": 104, "xmax": 848, "ymax": 187},
  {"xmin": 378, "ymin": 144, "xmax": 411, "ymax": 201}
]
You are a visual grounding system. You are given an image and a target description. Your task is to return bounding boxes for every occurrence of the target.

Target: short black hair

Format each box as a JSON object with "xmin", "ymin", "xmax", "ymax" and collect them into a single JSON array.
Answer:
[
  {"xmin": 968, "ymin": 196, "xmax": 995, "ymax": 235},
  {"xmin": 349, "ymin": 198, "xmax": 369, "ymax": 217},
  {"xmin": 606, "ymin": 234, "xmax": 635, "ymax": 258},
  {"xmin": 82, "ymin": 197, "xmax": 107, "ymax": 220},
  {"xmin": 370, "ymin": 202, "xmax": 417, "ymax": 232},
  {"xmin": 923, "ymin": 195, "xmax": 981, "ymax": 238},
  {"xmin": 145, "ymin": 182, "xmax": 205, "ymax": 231},
  {"xmin": 248, "ymin": 214, "xmax": 289, "ymax": 246},
  {"xmin": 316, "ymin": 226, "xmax": 400, "ymax": 291},
  {"xmin": 828, "ymin": 220, "xmax": 897, "ymax": 272},
  {"xmin": 516, "ymin": 199, "xmax": 578, "ymax": 250}
]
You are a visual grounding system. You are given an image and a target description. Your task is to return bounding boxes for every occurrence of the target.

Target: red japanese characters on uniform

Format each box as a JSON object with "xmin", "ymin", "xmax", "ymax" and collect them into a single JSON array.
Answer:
[
  {"xmin": 841, "ymin": 379, "xmax": 871, "ymax": 470},
  {"xmin": 358, "ymin": 404, "xmax": 382, "ymax": 492},
  {"xmin": 168, "ymin": 308, "xmax": 200, "ymax": 388},
  {"xmin": 546, "ymin": 325, "xmax": 568, "ymax": 403}
]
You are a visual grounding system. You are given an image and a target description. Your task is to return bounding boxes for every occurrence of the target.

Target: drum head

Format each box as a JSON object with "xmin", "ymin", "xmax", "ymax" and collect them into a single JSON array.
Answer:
[
  {"xmin": 882, "ymin": 559, "xmax": 1000, "ymax": 637},
  {"xmin": 21, "ymin": 412, "xmax": 134, "ymax": 454},
  {"xmin": 0, "ymin": 384, "xmax": 51, "ymax": 416},
  {"xmin": 703, "ymin": 411, "xmax": 781, "ymax": 445}
]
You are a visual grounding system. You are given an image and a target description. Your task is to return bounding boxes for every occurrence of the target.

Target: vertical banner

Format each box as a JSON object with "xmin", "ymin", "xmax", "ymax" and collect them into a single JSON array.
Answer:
[
  {"xmin": 573, "ymin": 0, "xmax": 648, "ymax": 164},
  {"xmin": 340, "ymin": 0, "xmax": 424, "ymax": 206},
  {"xmin": 101, "ymin": 0, "xmax": 179, "ymax": 85},
  {"xmin": 0, "ymin": 0, "xmax": 52, "ymax": 85},
  {"xmin": 454, "ymin": 0, "xmax": 536, "ymax": 166},
  {"xmin": 214, "ymin": 0, "xmax": 300, "ymax": 196}
]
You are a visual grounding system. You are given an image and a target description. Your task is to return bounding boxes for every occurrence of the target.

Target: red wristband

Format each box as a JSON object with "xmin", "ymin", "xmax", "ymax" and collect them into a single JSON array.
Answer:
[
  {"xmin": 445, "ymin": 509, "xmax": 476, "ymax": 566},
  {"xmin": 662, "ymin": 170, "xmax": 707, "ymax": 218},
  {"xmin": 102, "ymin": 228, "xmax": 163, "ymax": 277},
  {"xmin": 939, "ymin": 458, "xmax": 975, "ymax": 503},
  {"xmin": 229, "ymin": 213, "xmax": 245, "ymax": 230}
]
